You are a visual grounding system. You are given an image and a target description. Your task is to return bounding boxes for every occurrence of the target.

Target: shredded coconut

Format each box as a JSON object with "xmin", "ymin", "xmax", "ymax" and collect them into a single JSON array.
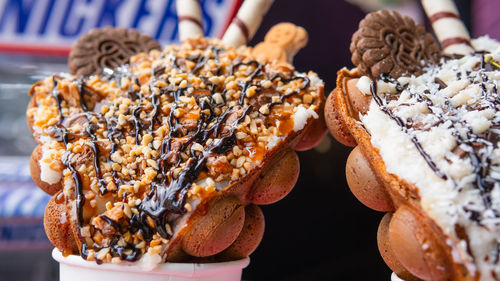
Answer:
[{"xmin": 293, "ymin": 105, "xmax": 319, "ymax": 132}]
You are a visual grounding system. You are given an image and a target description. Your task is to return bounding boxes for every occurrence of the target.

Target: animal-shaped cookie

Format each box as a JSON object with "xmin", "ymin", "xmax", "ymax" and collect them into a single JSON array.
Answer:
[{"xmin": 252, "ymin": 22, "xmax": 308, "ymax": 63}]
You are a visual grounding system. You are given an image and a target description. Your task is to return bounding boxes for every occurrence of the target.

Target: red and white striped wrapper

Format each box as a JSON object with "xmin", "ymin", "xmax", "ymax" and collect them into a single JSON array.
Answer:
[
  {"xmin": 421, "ymin": 0, "xmax": 474, "ymax": 55},
  {"xmin": 222, "ymin": 0, "xmax": 274, "ymax": 47}
]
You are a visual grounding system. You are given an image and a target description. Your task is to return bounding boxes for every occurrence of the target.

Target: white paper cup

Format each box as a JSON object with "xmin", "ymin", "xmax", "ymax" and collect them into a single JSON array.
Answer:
[
  {"xmin": 391, "ymin": 272, "xmax": 407, "ymax": 281},
  {"xmin": 52, "ymin": 248, "xmax": 250, "ymax": 281}
]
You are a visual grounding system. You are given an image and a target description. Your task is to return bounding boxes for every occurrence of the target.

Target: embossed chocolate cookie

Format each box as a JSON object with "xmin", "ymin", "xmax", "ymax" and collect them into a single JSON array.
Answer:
[
  {"xmin": 350, "ymin": 10, "xmax": 441, "ymax": 79},
  {"xmin": 68, "ymin": 27, "xmax": 161, "ymax": 76}
]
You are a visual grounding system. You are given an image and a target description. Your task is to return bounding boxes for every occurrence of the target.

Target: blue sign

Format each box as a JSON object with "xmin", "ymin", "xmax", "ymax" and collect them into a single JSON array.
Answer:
[{"xmin": 0, "ymin": 0, "xmax": 239, "ymax": 55}]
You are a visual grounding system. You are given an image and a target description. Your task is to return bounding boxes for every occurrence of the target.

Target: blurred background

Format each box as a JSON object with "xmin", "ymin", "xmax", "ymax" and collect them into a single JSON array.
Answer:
[{"xmin": 0, "ymin": 0, "xmax": 492, "ymax": 280}]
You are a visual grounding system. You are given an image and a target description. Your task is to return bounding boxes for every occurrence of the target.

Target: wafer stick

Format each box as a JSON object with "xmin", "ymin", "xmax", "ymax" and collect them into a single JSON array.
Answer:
[
  {"xmin": 421, "ymin": 0, "xmax": 474, "ymax": 55},
  {"xmin": 176, "ymin": 0, "xmax": 204, "ymax": 41},
  {"xmin": 222, "ymin": 0, "xmax": 274, "ymax": 47}
]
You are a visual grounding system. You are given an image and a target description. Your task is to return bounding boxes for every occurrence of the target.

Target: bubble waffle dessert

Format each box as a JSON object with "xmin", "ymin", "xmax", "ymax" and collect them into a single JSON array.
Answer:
[
  {"xmin": 27, "ymin": 1, "xmax": 326, "ymax": 269},
  {"xmin": 326, "ymin": 7, "xmax": 500, "ymax": 281}
]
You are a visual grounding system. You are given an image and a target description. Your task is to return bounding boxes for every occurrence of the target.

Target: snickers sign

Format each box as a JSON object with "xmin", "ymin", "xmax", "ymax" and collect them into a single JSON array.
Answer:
[{"xmin": 0, "ymin": 0, "xmax": 240, "ymax": 55}]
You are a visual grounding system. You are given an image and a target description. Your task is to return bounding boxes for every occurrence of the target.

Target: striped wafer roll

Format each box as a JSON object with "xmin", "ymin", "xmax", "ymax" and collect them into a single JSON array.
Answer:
[
  {"xmin": 222, "ymin": 0, "xmax": 274, "ymax": 47},
  {"xmin": 176, "ymin": 0, "xmax": 204, "ymax": 41},
  {"xmin": 421, "ymin": 0, "xmax": 474, "ymax": 55}
]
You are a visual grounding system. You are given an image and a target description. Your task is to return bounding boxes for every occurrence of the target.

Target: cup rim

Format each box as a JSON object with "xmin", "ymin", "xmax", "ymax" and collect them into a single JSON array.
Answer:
[
  {"xmin": 391, "ymin": 272, "xmax": 406, "ymax": 281},
  {"xmin": 52, "ymin": 248, "xmax": 250, "ymax": 277}
]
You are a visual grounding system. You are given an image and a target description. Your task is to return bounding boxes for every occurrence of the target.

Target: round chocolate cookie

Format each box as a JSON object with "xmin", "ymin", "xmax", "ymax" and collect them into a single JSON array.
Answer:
[
  {"xmin": 350, "ymin": 10, "xmax": 441, "ymax": 79},
  {"xmin": 68, "ymin": 27, "xmax": 161, "ymax": 76}
]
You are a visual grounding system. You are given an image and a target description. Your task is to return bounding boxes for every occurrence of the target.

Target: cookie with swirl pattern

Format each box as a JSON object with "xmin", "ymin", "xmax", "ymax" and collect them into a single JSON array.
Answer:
[
  {"xmin": 350, "ymin": 10, "xmax": 441, "ymax": 79},
  {"xmin": 68, "ymin": 27, "xmax": 161, "ymax": 76}
]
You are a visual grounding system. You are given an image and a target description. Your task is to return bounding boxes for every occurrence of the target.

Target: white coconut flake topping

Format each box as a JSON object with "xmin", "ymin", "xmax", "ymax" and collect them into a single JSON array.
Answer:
[
  {"xmin": 292, "ymin": 105, "xmax": 318, "ymax": 132},
  {"xmin": 39, "ymin": 137, "xmax": 63, "ymax": 185},
  {"xmin": 139, "ymin": 251, "xmax": 162, "ymax": 271},
  {"xmin": 356, "ymin": 76, "xmax": 372, "ymax": 95},
  {"xmin": 39, "ymin": 159, "xmax": 61, "ymax": 185},
  {"xmin": 362, "ymin": 36, "xmax": 500, "ymax": 281}
]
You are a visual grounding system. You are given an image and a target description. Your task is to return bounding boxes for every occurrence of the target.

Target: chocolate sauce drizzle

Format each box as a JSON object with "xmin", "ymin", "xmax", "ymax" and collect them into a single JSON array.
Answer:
[
  {"xmin": 267, "ymin": 75, "xmax": 310, "ymax": 110},
  {"xmin": 85, "ymin": 122, "xmax": 107, "ymax": 194},
  {"xmin": 49, "ymin": 125, "xmax": 85, "ymax": 226},
  {"xmin": 370, "ymin": 81, "xmax": 448, "ymax": 180},
  {"xmin": 140, "ymin": 105, "xmax": 252, "ymax": 239},
  {"xmin": 76, "ymin": 79, "xmax": 90, "ymax": 111},
  {"xmin": 49, "ymin": 76, "xmax": 88, "ymax": 227},
  {"xmin": 46, "ymin": 42, "xmax": 313, "ymax": 262},
  {"xmin": 52, "ymin": 77, "xmax": 64, "ymax": 123}
]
